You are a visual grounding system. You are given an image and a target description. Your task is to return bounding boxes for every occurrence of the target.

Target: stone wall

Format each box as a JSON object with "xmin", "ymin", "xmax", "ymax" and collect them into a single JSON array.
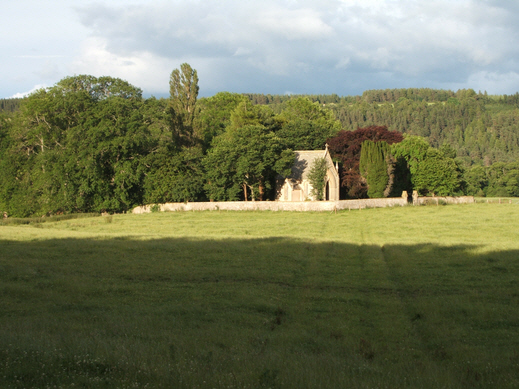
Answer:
[
  {"xmin": 132, "ymin": 195, "xmax": 476, "ymax": 214},
  {"xmin": 413, "ymin": 196, "xmax": 475, "ymax": 206},
  {"xmin": 132, "ymin": 197, "xmax": 410, "ymax": 214}
]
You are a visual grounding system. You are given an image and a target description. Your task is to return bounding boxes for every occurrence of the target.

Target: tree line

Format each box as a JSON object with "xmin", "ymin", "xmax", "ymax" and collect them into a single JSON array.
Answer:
[
  {"xmin": 1, "ymin": 66, "xmax": 518, "ymax": 217},
  {"xmin": 0, "ymin": 66, "xmax": 339, "ymax": 216},
  {"xmin": 249, "ymin": 89, "xmax": 519, "ymax": 165},
  {"xmin": 0, "ymin": 98, "xmax": 22, "ymax": 113},
  {"xmin": 249, "ymin": 89, "xmax": 519, "ymax": 199}
]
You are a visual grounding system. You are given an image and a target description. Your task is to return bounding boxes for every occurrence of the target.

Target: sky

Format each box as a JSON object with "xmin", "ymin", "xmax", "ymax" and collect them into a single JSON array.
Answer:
[{"xmin": 3, "ymin": 0, "xmax": 519, "ymax": 99}]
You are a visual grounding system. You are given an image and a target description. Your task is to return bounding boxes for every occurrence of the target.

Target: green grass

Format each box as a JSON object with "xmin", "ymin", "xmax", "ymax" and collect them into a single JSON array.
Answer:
[
  {"xmin": 0, "ymin": 213, "xmax": 101, "ymax": 226},
  {"xmin": 1, "ymin": 204, "xmax": 519, "ymax": 388},
  {"xmin": 475, "ymin": 197, "xmax": 519, "ymax": 205}
]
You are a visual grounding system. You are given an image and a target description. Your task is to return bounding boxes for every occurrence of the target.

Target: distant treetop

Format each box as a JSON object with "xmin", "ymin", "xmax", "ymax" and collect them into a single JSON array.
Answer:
[
  {"xmin": 241, "ymin": 88, "xmax": 494, "ymax": 107},
  {"xmin": 0, "ymin": 98, "xmax": 23, "ymax": 112}
]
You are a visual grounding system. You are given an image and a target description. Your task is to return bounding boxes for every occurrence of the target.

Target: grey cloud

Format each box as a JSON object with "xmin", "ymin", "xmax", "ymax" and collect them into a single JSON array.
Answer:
[{"xmin": 75, "ymin": 0, "xmax": 519, "ymax": 95}]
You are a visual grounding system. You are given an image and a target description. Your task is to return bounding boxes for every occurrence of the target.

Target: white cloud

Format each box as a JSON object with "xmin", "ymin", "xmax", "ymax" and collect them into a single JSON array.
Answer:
[
  {"xmin": 10, "ymin": 84, "xmax": 47, "ymax": 98},
  {"xmin": 15, "ymin": 55, "xmax": 65, "ymax": 59},
  {"xmin": 255, "ymin": 8, "xmax": 333, "ymax": 40},
  {"xmin": 70, "ymin": 37, "xmax": 175, "ymax": 94}
]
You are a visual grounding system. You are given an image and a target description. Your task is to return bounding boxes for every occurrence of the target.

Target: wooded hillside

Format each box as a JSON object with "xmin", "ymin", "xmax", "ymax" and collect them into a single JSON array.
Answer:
[
  {"xmin": 0, "ymin": 98, "xmax": 22, "ymax": 112},
  {"xmin": 1, "ymin": 72, "xmax": 519, "ymax": 217},
  {"xmin": 249, "ymin": 89, "xmax": 519, "ymax": 166}
]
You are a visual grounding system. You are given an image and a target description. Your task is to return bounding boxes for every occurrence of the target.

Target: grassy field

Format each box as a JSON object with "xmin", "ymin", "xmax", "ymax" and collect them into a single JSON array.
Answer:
[{"xmin": 1, "ymin": 203, "xmax": 519, "ymax": 388}]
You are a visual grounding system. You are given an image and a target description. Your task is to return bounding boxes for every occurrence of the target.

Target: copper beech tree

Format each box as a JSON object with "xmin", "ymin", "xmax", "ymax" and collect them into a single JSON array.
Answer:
[{"xmin": 326, "ymin": 126, "xmax": 403, "ymax": 198}]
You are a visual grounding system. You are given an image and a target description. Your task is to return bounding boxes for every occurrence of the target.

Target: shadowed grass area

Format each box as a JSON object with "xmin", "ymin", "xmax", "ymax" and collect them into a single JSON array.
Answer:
[
  {"xmin": 0, "ymin": 213, "xmax": 100, "ymax": 226},
  {"xmin": 1, "ymin": 204, "xmax": 519, "ymax": 388}
]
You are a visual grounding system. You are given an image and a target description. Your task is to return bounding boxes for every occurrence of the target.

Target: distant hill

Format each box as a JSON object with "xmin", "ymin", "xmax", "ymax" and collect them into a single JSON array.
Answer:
[
  {"xmin": 0, "ymin": 98, "xmax": 23, "ymax": 112},
  {"xmin": 246, "ymin": 88, "xmax": 519, "ymax": 166}
]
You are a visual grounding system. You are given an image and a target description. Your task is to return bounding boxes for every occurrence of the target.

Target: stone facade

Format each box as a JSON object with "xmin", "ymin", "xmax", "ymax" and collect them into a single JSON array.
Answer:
[{"xmin": 276, "ymin": 146, "xmax": 340, "ymax": 202}]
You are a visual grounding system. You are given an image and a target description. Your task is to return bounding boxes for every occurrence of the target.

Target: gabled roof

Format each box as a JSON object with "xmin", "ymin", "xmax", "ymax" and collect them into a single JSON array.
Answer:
[
  {"xmin": 285, "ymin": 144, "xmax": 338, "ymax": 182},
  {"xmin": 290, "ymin": 150, "xmax": 328, "ymax": 181}
]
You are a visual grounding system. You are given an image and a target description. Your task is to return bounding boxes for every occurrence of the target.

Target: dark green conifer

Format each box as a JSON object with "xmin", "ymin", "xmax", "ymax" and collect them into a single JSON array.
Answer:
[{"xmin": 359, "ymin": 140, "xmax": 390, "ymax": 198}]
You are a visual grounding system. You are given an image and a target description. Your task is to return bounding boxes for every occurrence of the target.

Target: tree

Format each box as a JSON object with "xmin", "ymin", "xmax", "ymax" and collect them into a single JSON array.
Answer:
[
  {"xmin": 484, "ymin": 162, "xmax": 519, "ymax": 197},
  {"xmin": 3, "ymin": 75, "xmax": 148, "ymax": 216},
  {"xmin": 307, "ymin": 157, "xmax": 328, "ymax": 200},
  {"xmin": 327, "ymin": 126, "xmax": 403, "ymax": 198},
  {"xmin": 412, "ymin": 148, "xmax": 462, "ymax": 196},
  {"xmin": 141, "ymin": 64, "xmax": 206, "ymax": 204},
  {"xmin": 0, "ymin": 98, "xmax": 23, "ymax": 113},
  {"xmin": 0, "ymin": 112, "xmax": 18, "ymax": 215},
  {"xmin": 359, "ymin": 140, "xmax": 391, "ymax": 198},
  {"xmin": 504, "ymin": 167, "xmax": 519, "ymax": 197},
  {"xmin": 203, "ymin": 133, "xmax": 243, "ymax": 201},
  {"xmin": 392, "ymin": 135, "xmax": 462, "ymax": 196},
  {"xmin": 196, "ymin": 92, "xmax": 248, "ymax": 148},
  {"xmin": 276, "ymin": 120, "xmax": 338, "ymax": 151},
  {"xmin": 56, "ymin": 75, "xmax": 143, "ymax": 101},
  {"xmin": 275, "ymin": 97, "xmax": 341, "ymax": 150},
  {"xmin": 141, "ymin": 95, "xmax": 207, "ymax": 204},
  {"xmin": 143, "ymin": 146, "xmax": 206, "ymax": 204},
  {"xmin": 169, "ymin": 63, "xmax": 199, "ymax": 145},
  {"xmin": 463, "ymin": 165, "xmax": 487, "ymax": 196},
  {"xmin": 74, "ymin": 96, "xmax": 150, "ymax": 212},
  {"xmin": 391, "ymin": 135, "xmax": 430, "ymax": 181},
  {"xmin": 204, "ymin": 125, "xmax": 294, "ymax": 201},
  {"xmin": 229, "ymin": 100, "xmax": 278, "ymax": 131},
  {"xmin": 276, "ymin": 97, "xmax": 342, "ymax": 129}
]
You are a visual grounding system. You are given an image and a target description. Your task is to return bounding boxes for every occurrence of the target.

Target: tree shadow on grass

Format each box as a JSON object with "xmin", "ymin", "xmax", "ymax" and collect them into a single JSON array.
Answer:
[{"xmin": 1, "ymin": 236, "xmax": 519, "ymax": 388}]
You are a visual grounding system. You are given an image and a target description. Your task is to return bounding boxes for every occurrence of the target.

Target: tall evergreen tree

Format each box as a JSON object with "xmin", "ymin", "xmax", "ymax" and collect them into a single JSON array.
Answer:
[{"xmin": 359, "ymin": 140, "xmax": 390, "ymax": 198}]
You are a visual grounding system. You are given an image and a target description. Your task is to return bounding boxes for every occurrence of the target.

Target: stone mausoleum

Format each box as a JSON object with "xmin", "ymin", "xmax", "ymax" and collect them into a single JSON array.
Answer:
[{"xmin": 276, "ymin": 146, "xmax": 340, "ymax": 202}]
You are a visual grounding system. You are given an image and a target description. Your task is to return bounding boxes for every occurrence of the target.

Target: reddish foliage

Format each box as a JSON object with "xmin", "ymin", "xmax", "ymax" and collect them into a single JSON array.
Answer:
[{"xmin": 327, "ymin": 126, "xmax": 403, "ymax": 198}]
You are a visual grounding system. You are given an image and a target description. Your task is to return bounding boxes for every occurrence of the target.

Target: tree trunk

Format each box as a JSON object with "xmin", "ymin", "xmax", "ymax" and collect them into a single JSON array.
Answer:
[{"xmin": 258, "ymin": 181, "xmax": 265, "ymax": 201}]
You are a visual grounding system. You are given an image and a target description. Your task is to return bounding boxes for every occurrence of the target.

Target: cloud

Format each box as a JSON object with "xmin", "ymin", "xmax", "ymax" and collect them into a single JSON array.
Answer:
[
  {"xmin": 255, "ymin": 8, "xmax": 333, "ymax": 40},
  {"xmin": 15, "ymin": 55, "xmax": 65, "ymax": 59},
  {"xmin": 10, "ymin": 84, "xmax": 47, "ymax": 98},
  {"xmin": 36, "ymin": 60, "xmax": 64, "ymax": 80},
  {"xmin": 465, "ymin": 71, "xmax": 519, "ymax": 94},
  {"xmin": 70, "ymin": 37, "xmax": 175, "ymax": 95},
  {"xmin": 65, "ymin": 0, "xmax": 519, "ymax": 96}
]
